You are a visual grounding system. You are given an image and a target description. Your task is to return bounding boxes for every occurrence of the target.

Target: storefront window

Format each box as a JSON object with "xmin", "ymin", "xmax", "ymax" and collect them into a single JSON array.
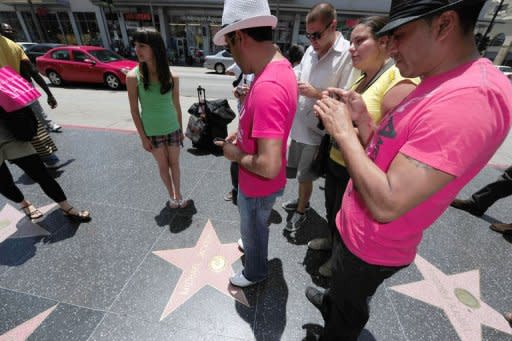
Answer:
[
  {"xmin": 74, "ymin": 12, "xmax": 101, "ymax": 46},
  {"xmin": 0, "ymin": 11, "xmax": 26, "ymax": 41},
  {"xmin": 168, "ymin": 13, "xmax": 221, "ymax": 64},
  {"xmin": 57, "ymin": 12, "xmax": 76, "ymax": 45},
  {"xmin": 21, "ymin": 12, "xmax": 39, "ymax": 42},
  {"xmin": 31, "ymin": 10, "xmax": 59, "ymax": 43},
  {"xmin": 124, "ymin": 12, "xmax": 159, "ymax": 43}
]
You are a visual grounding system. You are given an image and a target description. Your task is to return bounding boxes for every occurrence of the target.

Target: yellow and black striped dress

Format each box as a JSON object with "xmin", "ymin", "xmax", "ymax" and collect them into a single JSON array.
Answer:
[{"xmin": 30, "ymin": 119, "xmax": 57, "ymax": 158}]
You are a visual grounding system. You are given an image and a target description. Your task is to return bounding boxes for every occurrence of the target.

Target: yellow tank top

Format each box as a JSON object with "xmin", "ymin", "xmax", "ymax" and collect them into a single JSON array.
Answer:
[{"xmin": 329, "ymin": 65, "xmax": 419, "ymax": 166}]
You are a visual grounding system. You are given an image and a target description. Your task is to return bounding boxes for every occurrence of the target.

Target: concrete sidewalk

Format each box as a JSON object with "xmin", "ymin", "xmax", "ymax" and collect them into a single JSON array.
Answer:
[{"xmin": 0, "ymin": 125, "xmax": 510, "ymax": 341}]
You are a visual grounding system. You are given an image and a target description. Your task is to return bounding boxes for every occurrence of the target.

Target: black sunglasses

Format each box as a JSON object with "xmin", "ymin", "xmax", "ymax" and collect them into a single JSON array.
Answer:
[
  {"xmin": 306, "ymin": 22, "xmax": 333, "ymax": 41},
  {"xmin": 224, "ymin": 34, "xmax": 236, "ymax": 53}
]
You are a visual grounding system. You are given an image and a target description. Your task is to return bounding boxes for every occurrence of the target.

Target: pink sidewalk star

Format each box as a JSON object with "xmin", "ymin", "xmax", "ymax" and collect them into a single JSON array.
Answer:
[
  {"xmin": 153, "ymin": 219, "xmax": 248, "ymax": 320},
  {"xmin": 390, "ymin": 255, "xmax": 512, "ymax": 340}
]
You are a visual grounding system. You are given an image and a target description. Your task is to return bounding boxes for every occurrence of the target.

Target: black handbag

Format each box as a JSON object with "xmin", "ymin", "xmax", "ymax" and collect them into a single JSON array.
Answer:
[{"xmin": 0, "ymin": 105, "xmax": 38, "ymax": 141}]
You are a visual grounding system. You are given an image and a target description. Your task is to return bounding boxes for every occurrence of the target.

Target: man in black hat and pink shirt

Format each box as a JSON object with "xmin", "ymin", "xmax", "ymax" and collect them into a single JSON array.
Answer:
[{"xmin": 306, "ymin": 0, "xmax": 512, "ymax": 339}]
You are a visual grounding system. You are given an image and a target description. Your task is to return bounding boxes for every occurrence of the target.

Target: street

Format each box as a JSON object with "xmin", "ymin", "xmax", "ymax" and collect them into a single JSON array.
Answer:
[{"xmin": 39, "ymin": 66, "xmax": 239, "ymax": 132}]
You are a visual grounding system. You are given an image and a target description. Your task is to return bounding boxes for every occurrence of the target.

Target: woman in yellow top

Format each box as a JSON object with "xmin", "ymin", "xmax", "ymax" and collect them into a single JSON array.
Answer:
[{"xmin": 309, "ymin": 16, "xmax": 420, "ymax": 277}]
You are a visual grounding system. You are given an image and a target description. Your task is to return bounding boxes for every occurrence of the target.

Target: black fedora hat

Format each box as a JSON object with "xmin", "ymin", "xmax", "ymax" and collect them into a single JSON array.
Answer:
[{"xmin": 377, "ymin": 0, "xmax": 486, "ymax": 36}]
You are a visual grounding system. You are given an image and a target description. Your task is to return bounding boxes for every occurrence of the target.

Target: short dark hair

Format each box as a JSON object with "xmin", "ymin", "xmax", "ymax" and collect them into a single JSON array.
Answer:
[
  {"xmin": 287, "ymin": 44, "xmax": 304, "ymax": 65},
  {"xmin": 455, "ymin": 2, "xmax": 485, "ymax": 34},
  {"xmin": 358, "ymin": 16, "xmax": 389, "ymax": 39},
  {"xmin": 306, "ymin": 2, "xmax": 336, "ymax": 25},
  {"xmin": 227, "ymin": 26, "xmax": 273, "ymax": 43},
  {"xmin": 424, "ymin": 2, "xmax": 485, "ymax": 35}
]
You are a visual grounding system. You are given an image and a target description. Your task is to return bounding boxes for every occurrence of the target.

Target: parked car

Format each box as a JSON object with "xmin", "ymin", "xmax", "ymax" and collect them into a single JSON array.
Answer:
[
  {"xmin": 36, "ymin": 45, "xmax": 138, "ymax": 89},
  {"xmin": 17, "ymin": 42, "xmax": 37, "ymax": 51},
  {"xmin": 203, "ymin": 50, "xmax": 234, "ymax": 74},
  {"xmin": 25, "ymin": 43, "xmax": 64, "ymax": 63},
  {"xmin": 496, "ymin": 65, "xmax": 512, "ymax": 80}
]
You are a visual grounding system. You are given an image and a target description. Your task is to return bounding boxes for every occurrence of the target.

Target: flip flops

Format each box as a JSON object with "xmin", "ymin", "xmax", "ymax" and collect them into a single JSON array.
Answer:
[
  {"xmin": 21, "ymin": 204, "xmax": 43, "ymax": 220},
  {"xmin": 61, "ymin": 207, "xmax": 91, "ymax": 223},
  {"xmin": 168, "ymin": 198, "xmax": 190, "ymax": 209},
  {"xmin": 489, "ymin": 223, "xmax": 512, "ymax": 234}
]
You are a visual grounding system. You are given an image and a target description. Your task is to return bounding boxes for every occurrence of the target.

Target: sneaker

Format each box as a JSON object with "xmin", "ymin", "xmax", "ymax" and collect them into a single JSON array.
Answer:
[
  {"xmin": 318, "ymin": 257, "xmax": 333, "ymax": 277},
  {"xmin": 229, "ymin": 271, "xmax": 263, "ymax": 288},
  {"xmin": 224, "ymin": 191, "xmax": 233, "ymax": 201},
  {"xmin": 308, "ymin": 237, "xmax": 332, "ymax": 251},
  {"xmin": 282, "ymin": 199, "xmax": 310, "ymax": 212},
  {"xmin": 490, "ymin": 223, "xmax": 512, "ymax": 234},
  {"xmin": 305, "ymin": 286, "xmax": 325, "ymax": 311},
  {"xmin": 237, "ymin": 238, "xmax": 244, "ymax": 252},
  {"xmin": 285, "ymin": 211, "xmax": 307, "ymax": 232},
  {"xmin": 450, "ymin": 198, "xmax": 485, "ymax": 217}
]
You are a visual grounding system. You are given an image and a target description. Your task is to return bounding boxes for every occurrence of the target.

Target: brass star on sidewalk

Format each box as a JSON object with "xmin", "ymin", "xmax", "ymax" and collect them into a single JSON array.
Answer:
[
  {"xmin": 390, "ymin": 255, "xmax": 512, "ymax": 341},
  {"xmin": 0, "ymin": 203, "xmax": 57, "ymax": 244},
  {"xmin": 0, "ymin": 304, "xmax": 57, "ymax": 340},
  {"xmin": 153, "ymin": 219, "xmax": 248, "ymax": 321}
]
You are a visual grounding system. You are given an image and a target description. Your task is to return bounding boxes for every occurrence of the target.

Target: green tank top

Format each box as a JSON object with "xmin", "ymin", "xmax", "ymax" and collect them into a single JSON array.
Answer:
[{"xmin": 136, "ymin": 66, "xmax": 179, "ymax": 136}]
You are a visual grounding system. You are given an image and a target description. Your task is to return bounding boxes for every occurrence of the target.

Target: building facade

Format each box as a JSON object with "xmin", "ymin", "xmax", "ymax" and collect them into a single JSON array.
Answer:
[{"xmin": 0, "ymin": 0, "xmax": 510, "ymax": 65}]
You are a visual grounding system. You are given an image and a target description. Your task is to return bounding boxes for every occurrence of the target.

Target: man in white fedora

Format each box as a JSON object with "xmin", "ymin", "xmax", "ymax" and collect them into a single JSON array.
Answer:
[{"xmin": 213, "ymin": 0, "xmax": 298, "ymax": 287}]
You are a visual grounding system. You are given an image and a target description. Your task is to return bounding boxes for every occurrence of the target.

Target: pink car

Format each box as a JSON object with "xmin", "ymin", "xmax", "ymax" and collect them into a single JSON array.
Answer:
[{"xmin": 36, "ymin": 45, "xmax": 138, "ymax": 89}]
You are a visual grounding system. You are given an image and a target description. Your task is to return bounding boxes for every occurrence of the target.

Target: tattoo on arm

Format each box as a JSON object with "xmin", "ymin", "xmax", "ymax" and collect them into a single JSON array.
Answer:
[{"xmin": 404, "ymin": 155, "xmax": 432, "ymax": 170}]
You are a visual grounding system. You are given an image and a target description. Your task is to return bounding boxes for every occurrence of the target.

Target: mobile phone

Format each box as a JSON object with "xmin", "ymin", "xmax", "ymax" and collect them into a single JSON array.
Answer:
[{"xmin": 213, "ymin": 137, "xmax": 226, "ymax": 143}]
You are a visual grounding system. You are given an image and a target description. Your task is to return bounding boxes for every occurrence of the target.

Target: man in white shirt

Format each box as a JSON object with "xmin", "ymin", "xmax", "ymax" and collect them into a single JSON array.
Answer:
[{"xmin": 283, "ymin": 2, "xmax": 354, "ymax": 231}]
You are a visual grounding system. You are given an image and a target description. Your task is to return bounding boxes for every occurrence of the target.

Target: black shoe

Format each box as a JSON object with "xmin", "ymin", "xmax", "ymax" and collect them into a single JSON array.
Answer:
[
  {"xmin": 450, "ymin": 199, "xmax": 485, "ymax": 217},
  {"xmin": 305, "ymin": 286, "xmax": 324, "ymax": 311}
]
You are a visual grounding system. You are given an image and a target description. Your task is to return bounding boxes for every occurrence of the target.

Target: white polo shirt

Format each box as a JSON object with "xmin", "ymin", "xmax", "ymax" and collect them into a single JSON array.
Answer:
[{"xmin": 291, "ymin": 32, "xmax": 356, "ymax": 145}]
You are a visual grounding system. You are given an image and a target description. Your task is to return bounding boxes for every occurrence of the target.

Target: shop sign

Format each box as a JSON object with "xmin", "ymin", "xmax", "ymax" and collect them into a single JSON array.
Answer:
[
  {"xmin": 124, "ymin": 12, "xmax": 152, "ymax": 21},
  {"xmin": 36, "ymin": 7, "xmax": 48, "ymax": 16},
  {"xmin": 345, "ymin": 19, "xmax": 359, "ymax": 28},
  {"xmin": 179, "ymin": 16, "xmax": 221, "ymax": 24}
]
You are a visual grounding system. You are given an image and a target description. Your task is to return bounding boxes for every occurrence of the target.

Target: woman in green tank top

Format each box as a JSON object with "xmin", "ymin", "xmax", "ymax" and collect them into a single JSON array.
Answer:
[{"xmin": 127, "ymin": 28, "xmax": 189, "ymax": 209}]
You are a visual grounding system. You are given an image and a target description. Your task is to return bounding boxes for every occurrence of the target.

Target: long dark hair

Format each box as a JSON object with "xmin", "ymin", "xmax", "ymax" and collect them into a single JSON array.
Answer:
[{"xmin": 132, "ymin": 28, "xmax": 173, "ymax": 94}]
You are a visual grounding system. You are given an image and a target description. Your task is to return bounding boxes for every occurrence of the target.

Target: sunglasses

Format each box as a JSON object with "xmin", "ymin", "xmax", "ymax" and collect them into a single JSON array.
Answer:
[
  {"xmin": 225, "ymin": 34, "xmax": 236, "ymax": 53},
  {"xmin": 306, "ymin": 22, "xmax": 333, "ymax": 41}
]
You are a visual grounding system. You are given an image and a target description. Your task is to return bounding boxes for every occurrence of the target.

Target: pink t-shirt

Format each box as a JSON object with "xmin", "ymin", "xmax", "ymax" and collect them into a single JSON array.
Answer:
[
  {"xmin": 237, "ymin": 59, "xmax": 298, "ymax": 197},
  {"xmin": 338, "ymin": 58, "xmax": 512, "ymax": 266}
]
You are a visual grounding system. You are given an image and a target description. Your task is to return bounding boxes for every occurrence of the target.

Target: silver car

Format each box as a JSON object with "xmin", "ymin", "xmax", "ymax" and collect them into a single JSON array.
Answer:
[
  {"xmin": 497, "ymin": 65, "xmax": 512, "ymax": 80},
  {"xmin": 203, "ymin": 50, "xmax": 234, "ymax": 74}
]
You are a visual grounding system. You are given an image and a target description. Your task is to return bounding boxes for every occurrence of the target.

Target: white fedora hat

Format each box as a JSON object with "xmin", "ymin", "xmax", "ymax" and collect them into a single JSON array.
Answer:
[{"xmin": 213, "ymin": 0, "xmax": 277, "ymax": 46}]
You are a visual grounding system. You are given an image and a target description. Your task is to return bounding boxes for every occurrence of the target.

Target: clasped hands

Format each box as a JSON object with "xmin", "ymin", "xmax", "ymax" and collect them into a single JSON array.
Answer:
[
  {"xmin": 313, "ymin": 88, "xmax": 368, "ymax": 140},
  {"xmin": 214, "ymin": 132, "xmax": 241, "ymax": 162}
]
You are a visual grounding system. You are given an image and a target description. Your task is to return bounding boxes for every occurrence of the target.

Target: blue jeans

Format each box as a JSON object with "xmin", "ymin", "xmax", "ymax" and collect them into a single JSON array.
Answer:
[{"xmin": 238, "ymin": 187, "xmax": 283, "ymax": 282}]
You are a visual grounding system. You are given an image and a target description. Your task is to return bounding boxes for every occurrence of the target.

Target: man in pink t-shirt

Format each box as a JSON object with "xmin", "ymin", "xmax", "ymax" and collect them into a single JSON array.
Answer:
[
  {"xmin": 307, "ymin": 1, "xmax": 512, "ymax": 340},
  {"xmin": 213, "ymin": 0, "xmax": 297, "ymax": 288}
]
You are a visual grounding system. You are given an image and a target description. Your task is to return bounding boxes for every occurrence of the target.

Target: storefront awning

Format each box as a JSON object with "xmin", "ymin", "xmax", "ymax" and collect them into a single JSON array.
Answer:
[{"xmin": 0, "ymin": 0, "xmax": 69, "ymax": 5}]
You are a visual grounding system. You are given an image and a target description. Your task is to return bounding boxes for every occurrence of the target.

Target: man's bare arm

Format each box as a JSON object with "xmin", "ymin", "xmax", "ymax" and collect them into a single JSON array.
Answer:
[{"xmin": 221, "ymin": 138, "xmax": 282, "ymax": 179}]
